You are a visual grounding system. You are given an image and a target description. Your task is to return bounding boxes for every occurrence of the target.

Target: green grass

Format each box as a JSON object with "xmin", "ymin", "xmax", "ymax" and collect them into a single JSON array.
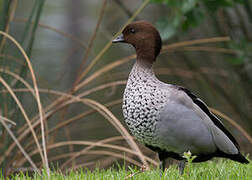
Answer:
[{"xmin": 3, "ymin": 158, "xmax": 252, "ymax": 180}]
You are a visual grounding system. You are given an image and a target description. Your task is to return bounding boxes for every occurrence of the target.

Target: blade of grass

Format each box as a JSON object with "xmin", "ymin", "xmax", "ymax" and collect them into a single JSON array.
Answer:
[
  {"xmin": 0, "ymin": 115, "xmax": 16, "ymax": 126},
  {"xmin": 0, "ymin": 0, "xmax": 17, "ymax": 52},
  {"xmin": 0, "ymin": 68, "xmax": 36, "ymax": 97},
  {"xmin": 19, "ymin": 0, "xmax": 37, "ymax": 43},
  {"xmin": 24, "ymin": 0, "xmax": 45, "ymax": 56}
]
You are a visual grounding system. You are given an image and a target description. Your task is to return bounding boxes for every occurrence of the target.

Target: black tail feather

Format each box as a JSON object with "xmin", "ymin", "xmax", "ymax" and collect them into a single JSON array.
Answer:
[
  {"xmin": 217, "ymin": 151, "xmax": 249, "ymax": 164},
  {"xmin": 228, "ymin": 153, "xmax": 249, "ymax": 164}
]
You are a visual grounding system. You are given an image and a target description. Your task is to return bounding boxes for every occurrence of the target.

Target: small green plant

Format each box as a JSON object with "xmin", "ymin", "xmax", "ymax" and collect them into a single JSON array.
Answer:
[
  {"xmin": 182, "ymin": 151, "xmax": 197, "ymax": 176},
  {"xmin": 183, "ymin": 151, "xmax": 197, "ymax": 163}
]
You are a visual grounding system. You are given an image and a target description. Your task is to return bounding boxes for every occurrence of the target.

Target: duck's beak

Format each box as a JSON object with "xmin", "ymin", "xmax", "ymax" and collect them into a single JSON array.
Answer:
[{"xmin": 112, "ymin": 34, "xmax": 125, "ymax": 43}]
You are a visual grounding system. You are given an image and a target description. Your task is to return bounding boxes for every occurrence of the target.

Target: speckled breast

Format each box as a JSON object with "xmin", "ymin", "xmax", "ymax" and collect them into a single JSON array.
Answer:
[{"xmin": 122, "ymin": 66, "xmax": 168, "ymax": 146}]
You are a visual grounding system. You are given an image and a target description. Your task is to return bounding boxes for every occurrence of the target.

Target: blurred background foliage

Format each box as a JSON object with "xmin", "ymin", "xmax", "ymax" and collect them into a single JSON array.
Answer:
[{"xmin": 0, "ymin": 0, "xmax": 251, "ymax": 176}]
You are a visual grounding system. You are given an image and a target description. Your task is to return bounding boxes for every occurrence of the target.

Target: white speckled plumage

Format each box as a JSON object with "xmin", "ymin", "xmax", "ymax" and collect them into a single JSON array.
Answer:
[{"xmin": 122, "ymin": 60, "xmax": 169, "ymax": 146}]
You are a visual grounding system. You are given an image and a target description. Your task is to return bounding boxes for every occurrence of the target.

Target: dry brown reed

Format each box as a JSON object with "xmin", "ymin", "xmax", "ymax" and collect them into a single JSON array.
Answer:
[
  {"xmin": 0, "ymin": 31, "xmax": 49, "ymax": 175},
  {"xmin": 0, "ymin": 116, "xmax": 39, "ymax": 174}
]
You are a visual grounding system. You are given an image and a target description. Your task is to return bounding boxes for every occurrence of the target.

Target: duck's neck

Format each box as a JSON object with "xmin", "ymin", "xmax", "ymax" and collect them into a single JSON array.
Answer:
[
  {"xmin": 129, "ymin": 59, "xmax": 156, "ymax": 81},
  {"xmin": 136, "ymin": 58, "xmax": 153, "ymax": 69}
]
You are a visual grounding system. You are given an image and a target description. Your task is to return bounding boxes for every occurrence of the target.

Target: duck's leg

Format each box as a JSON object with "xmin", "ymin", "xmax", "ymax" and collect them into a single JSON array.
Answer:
[
  {"xmin": 159, "ymin": 158, "xmax": 166, "ymax": 171},
  {"xmin": 178, "ymin": 160, "xmax": 186, "ymax": 175},
  {"xmin": 158, "ymin": 152, "xmax": 167, "ymax": 176}
]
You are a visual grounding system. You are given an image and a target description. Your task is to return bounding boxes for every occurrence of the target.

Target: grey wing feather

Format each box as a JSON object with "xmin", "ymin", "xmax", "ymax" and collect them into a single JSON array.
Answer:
[
  {"xmin": 156, "ymin": 98, "xmax": 216, "ymax": 154},
  {"xmin": 178, "ymin": 86, "xmax": 240, "ymax": 150},
  {"xmin": 157, "ymin": 88, "xmax": 238, "ymax": 155}
]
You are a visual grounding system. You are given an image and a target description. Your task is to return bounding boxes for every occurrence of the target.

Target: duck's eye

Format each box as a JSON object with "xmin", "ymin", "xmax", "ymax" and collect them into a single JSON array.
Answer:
[{"xmin": 130, "ymin": 28, "xmax": 136, "ymax": 34}]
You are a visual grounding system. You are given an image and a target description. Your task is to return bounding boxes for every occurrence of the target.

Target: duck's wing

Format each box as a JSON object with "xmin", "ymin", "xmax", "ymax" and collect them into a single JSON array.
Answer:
[
  {"xmin": 177, "ymin": 86, "xmax": 240, "ymax": 150},
  {"xmin": 171, "ymin": 86, "xmax": 249, "ymax": 164},
  {"xmin": 159, "ymin": 82, "xmax": 239, "ymax": 155}
]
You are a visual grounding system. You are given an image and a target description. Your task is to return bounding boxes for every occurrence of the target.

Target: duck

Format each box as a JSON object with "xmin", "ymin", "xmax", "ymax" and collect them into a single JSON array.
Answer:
[{"xmin": 112, "ymin": 20, "xmax": 249, "ymax": 174}]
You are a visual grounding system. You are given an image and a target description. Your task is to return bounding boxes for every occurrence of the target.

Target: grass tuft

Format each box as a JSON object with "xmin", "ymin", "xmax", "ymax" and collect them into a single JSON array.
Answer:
[{"xmin": 4, "ymin": 158, "xmax": 252, "ymax": 180}]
